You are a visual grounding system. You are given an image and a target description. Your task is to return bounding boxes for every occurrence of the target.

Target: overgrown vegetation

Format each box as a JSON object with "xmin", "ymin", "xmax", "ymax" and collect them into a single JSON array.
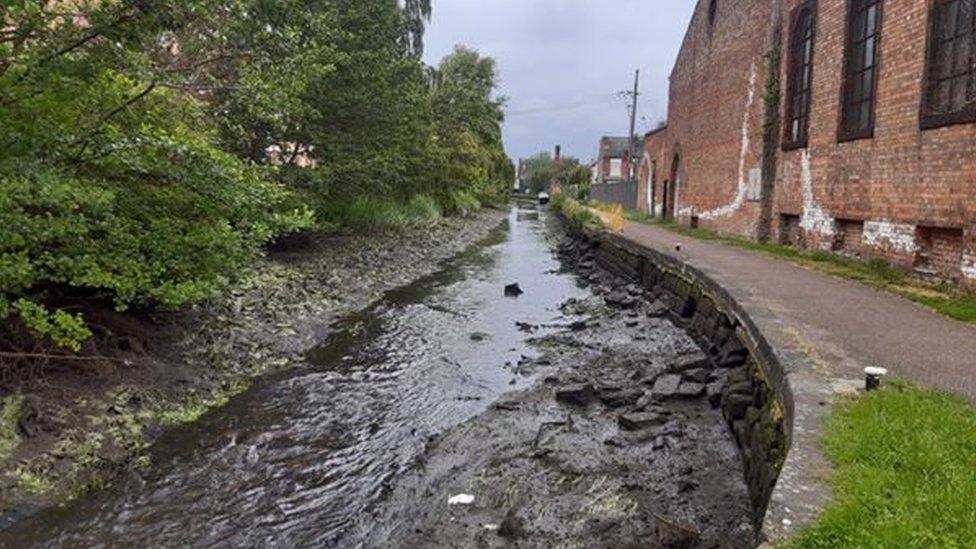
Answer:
[
  {"xmin": 0, "ymin": 1, "xmax": 512, "ymax": 350},
  {"xmin": 551, "ymin": 194, "xmax": 602, "ymax": 231},
  {"xmin": 790, "ymin": 383, "xmax": 976, "ymax": 548},
  {"xmin": 625, "ymin": 212, "xmax": 976, "ymax": 322},
  {"xmin": 521, "ymin": 152, "xmax": 593, "ymax": 199}
]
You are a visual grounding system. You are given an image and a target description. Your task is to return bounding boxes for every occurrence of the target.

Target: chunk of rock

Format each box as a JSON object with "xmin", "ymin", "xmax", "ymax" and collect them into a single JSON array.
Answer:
[
  {"xmin": 605, "ymin": 291, "xmax": 638, "ymax": 309},
  {"xmin": 647, "ymin": 300, "xmax": 670, "ymax": 318},
  {"xmin": 504, "ymin": 283, "xmax": 524, "ymax": 297},
  {"xmin": 555, "ymin": 384, "xmax": 596, "ymax": 406},
  {"xmin": 669, "ymin": 352, "xmax": 711, "ymax": 373},
  {"xmin": 651, "ymin": 374, "xmax": 683, "ymax": 398},
  {"xmin": 600, "ymin": 389, "xmax": 644, "ymax": 409},
  {"xmin": 706, "ymin": 382, "xmax": 725, "ymax": 408},
  {"xmin": 618, "ymin": 411, "xmax": 669, "ymax": 431},
  {"xmin": 723, "ymin": 393, "xmax": 754, "ymax": 420},
  {"xmin": 675, "ymin": 382, "xmax": 706, "ymax": 399},
  {"xmin": 682, "ymin": 368, "xmax": 712, "ymax": 384}
]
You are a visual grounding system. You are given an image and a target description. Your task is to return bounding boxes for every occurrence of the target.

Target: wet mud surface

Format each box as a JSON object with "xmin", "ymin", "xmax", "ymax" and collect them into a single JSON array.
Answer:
[{"xmin": 0, "ymin": 205, "xmax": 754, "ymax": 548}]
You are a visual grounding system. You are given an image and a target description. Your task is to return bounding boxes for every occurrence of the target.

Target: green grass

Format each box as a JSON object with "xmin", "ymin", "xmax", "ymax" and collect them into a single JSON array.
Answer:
[
  {"xmin": 319, "ymin": 194, "xmax": 443, "ymax": 231},
  {"xmin": 624, "ymin": 211, "xmax": 976, "ymax": 323},
  {"xmin": 790, "ymin": 383, "xmax": 976, "ymax": 548}
]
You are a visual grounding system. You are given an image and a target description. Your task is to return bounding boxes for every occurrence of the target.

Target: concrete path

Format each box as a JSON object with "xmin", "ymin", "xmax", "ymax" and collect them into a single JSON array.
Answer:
[{"xmin": 620, "ymin": 220, "xmax": 976, "ymax": 402}]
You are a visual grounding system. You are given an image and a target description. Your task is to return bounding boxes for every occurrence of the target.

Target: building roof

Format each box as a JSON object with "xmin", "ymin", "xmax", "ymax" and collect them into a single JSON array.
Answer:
[{"xmin": 600, "ymin": 136, "xmax": 640, "ymax": 158}]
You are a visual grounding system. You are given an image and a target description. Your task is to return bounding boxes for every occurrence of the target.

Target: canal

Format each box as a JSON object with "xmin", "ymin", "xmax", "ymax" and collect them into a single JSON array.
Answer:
[{"xmin": 0, "ymin": 204, "xmax": 754, "ymax": 548}]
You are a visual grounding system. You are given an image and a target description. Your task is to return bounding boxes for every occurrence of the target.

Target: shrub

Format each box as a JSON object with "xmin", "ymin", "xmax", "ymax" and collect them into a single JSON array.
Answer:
[{"xmin": 0, "ymin": 70, "xmax": 312, "ymax": 350}]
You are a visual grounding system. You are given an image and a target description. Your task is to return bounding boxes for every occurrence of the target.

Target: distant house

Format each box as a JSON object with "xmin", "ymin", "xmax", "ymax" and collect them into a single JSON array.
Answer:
[
  {"xmin": 595, "ymin": 136, "xmax": 640, "ymax": 184},
  {"xmin": 591, "ymin": 136, "xmax": 641, "ymax": 210}
]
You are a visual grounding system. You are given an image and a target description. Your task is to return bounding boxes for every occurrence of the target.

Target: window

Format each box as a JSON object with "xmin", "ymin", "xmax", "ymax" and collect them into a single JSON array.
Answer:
[
  {"xmin": 784, "ymin": 3, "xmax": 817, "ymax": 150},
  {"xmin": 609, "ymin": 158, "xmax": 623, "ymax": 178},
  {"xmin": 840, "ymin": 0, "xmax": 884, "ymax": 141},
  {"xmin": 709, "ymin": 0, "xmax": 719, "ymax": 26},
  {"xmin": 921, "ymin": 0, "xmax": 976, "ymax": 129}
]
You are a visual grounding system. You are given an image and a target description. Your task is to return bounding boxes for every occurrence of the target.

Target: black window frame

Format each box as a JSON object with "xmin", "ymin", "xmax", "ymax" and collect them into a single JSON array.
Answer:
[
  {"xmin": 783, "ymin": 1, "xmax": 818, "ymax": 151},
  {"xmin": 920, "ymin": 0, "xmax": 976, "ymax": 130},
  {"xmin": 839, "ymin": 0, "xmax": 885, "ymax": 142}
]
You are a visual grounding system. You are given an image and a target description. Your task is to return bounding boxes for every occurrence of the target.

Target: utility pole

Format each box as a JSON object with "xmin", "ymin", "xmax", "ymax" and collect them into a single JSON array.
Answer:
[{"xmin": 626, "ymin": 69, "xmax": 640, "ymax": 183}]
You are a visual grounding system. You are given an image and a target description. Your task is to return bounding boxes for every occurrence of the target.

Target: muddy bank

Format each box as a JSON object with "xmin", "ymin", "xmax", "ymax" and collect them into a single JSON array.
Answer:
[{"xmin": 0, "ymin": 209, "xmax": 506, "ymax": 520}]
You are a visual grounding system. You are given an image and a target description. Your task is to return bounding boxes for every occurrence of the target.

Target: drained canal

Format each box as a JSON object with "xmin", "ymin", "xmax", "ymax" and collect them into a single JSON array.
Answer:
[{"xmin": 0, "ymin": 204, "xmax": 755, "ymax": 548}]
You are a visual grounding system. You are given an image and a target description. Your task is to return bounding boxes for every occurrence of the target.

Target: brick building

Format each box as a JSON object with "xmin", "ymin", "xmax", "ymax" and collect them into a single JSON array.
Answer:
[
  {"xmin": 639, "ymin": 0, "xmax": 976, "ymax": 285},
  {"xmin": 596, "ymin": 136, "xmax": 640, "ymax": 184}
]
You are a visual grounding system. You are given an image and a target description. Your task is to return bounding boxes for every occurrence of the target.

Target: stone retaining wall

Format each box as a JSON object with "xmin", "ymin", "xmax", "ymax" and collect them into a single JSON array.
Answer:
[{"xmin": 580, "ymin": 228, "xmax": 792, "ymax": 535}]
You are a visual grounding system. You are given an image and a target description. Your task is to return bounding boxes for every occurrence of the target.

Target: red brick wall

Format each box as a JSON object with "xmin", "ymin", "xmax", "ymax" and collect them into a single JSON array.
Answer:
[
  {"xmin": 774, "ymin": 0, "xmax": 976, "ymax": 285},
  {"xmin": 639, "ymin": 127, "xmax": 670, "ymax": 215},
  {"xmin": 661, "ymin": 0, "xmax": 772, "ymax": 236},
  {"xmin": 659, "ymin": 0, "xmax": 976, "ymax": 286}
]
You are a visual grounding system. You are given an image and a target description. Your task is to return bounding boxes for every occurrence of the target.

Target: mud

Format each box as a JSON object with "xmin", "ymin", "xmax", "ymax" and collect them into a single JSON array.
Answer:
[
  {"xmin": 340, "ymin": 264, "xmax": 755, "ymax": 548},
  {"xmin": 0, "ymin": 205, "xmax": 755, "ymax": 548}
]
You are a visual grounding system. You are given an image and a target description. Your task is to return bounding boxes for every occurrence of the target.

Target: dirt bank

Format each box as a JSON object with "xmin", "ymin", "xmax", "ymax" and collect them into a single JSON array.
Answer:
[{"xmin": 0, "ymin": 210, "xmax": 507, "ymax": 521}]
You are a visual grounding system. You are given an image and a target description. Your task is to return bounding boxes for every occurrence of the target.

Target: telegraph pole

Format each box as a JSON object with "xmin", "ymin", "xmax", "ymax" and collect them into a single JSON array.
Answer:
[{"xmin": 627, "ymin": 69, "xmax": 640, "ymax": 182}]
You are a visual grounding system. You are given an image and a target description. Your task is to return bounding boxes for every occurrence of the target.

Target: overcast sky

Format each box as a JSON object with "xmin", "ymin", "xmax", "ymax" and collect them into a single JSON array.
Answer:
[{"xmin": 422, "ymin": 0, "xmax": 697, "ymax": 163}]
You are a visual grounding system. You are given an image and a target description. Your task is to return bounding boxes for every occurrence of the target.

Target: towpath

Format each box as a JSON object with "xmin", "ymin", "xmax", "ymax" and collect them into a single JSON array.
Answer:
[{"xmin": 619, "ymin": 220, "xmax": 976, "ymax": 402}]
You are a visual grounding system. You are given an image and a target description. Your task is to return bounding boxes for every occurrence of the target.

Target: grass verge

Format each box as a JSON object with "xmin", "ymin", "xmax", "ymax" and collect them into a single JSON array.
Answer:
[
  {"xmin": 624, "ymin": 211, "xmax": 976, "ymax": 323},
  {"xmin": 790, "ymin": 383, "xmax": 976, "ymax": 548}
]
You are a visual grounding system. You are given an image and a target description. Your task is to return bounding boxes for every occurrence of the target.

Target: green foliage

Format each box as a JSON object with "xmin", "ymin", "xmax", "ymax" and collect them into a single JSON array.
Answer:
[
  {"xmin": 523, "ymin": 152, "xmax": 592, "ymax": 198},
  {"xmin": 552, "ymin": 195, "xmax": 602, "ymax": 230},
  {"xmin": 791, "ymin": 384, "xmax": 976, "ymax": 548},
  {"xmin": 0, "ymin": 1, "xmax": 510, "ymax": 351},
  {"xmin": 0, "ymin": 1, "xmax": 312, "ymax": 349},
  {"xmin": 318, "ymin": 195, "xmax": 442, "ymax": 232}
]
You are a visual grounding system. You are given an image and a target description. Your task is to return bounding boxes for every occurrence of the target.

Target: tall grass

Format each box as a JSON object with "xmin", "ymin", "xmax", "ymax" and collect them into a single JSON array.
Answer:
[{"xmin": 320, "ymin": 194, "xmax": 442, "ymax": 231}]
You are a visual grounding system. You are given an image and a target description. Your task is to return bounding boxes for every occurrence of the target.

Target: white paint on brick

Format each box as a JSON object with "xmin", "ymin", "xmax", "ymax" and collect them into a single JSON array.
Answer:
[
  {"xmin": 798, "ymin": 150, "xmax": 836, "ymax": 238},
  {"xmin": 689, "ymin": 62, "xmax": 759, "ymax": 221},
  {"xmin": 862, "ymin": 220, "xmax": 918, "ymax": 254},
  {"xmin": 961, "ymin": 251, "xmax": 976, "ymax": 280}
]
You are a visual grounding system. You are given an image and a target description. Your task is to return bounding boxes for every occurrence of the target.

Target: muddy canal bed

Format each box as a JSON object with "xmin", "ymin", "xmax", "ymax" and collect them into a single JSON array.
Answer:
[{"xmin": 0, "ymin": 205, "xmax": 754, "ymax": 548}]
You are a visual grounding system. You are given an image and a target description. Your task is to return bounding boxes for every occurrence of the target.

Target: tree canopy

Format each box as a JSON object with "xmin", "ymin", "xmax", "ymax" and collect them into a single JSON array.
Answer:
[{"xmin": 0, "ymin": 1, "xmax": 512, "ymax": 351}]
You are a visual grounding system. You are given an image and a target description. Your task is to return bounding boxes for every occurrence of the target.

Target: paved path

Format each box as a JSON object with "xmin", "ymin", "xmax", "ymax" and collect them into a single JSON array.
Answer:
[{"xmin": 620, "ymin": 220, "xmax": 976, "ymax": 402}]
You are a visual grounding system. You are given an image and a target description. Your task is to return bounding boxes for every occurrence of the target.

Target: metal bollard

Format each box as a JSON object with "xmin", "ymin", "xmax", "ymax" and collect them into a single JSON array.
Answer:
[{"xmin": 864, "ymin": 367, "xmax": 888, "ymax": 391}]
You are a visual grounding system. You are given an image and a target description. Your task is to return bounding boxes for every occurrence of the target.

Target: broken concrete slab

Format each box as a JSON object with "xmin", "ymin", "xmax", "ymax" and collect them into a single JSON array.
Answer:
[
  {"xmin": 682, "ymin": 368, "xmax": 712, "ymax": 384},
  {"xmin": 669, "ymin": 352, "xmax": 711, "ymax": 373},
  {"xmin": 651, "ymin": 374, "xmax": 683, "ymax": 398},
  {"xmin": 555, "ymin": 384, "xmax": 596, "ymax": 406},
  {"xmin": 675, "ymin": 382, "xmax": 706, "ymax": 399},
  {"xmin": 600, "ymin": 389, "xmax": 644, "ymax": 409},
  {"xmin": 618, "ymin": 411, "xmax": 670, "ymax": 431}
]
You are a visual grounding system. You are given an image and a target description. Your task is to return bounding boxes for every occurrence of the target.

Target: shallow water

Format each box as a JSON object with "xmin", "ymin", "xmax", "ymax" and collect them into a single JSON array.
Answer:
[{"xmin": 0, "ymin": 204, "xmax": 599, "ymax": 548}]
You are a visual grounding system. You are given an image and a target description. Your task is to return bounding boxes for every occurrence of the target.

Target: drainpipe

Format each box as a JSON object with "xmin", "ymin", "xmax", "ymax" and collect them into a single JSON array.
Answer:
[{"xmin": 757, "ymin": 0, "xmax": 783, "ymax": 243}]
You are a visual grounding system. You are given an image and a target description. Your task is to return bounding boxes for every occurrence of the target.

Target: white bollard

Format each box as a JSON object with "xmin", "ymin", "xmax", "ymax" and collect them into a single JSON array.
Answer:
[{"xmin": 864, "ymin": 367, "xmax": 888, "ymax": 391}]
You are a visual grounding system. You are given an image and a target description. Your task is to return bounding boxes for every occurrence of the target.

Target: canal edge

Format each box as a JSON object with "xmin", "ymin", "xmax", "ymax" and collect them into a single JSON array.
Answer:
[{"xmin": 572, "ymin": 222, "xmax": 834, "ymax": 544}]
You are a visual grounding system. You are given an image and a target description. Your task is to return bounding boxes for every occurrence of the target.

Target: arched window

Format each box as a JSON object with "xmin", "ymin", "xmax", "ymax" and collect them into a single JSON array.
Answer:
[
  {"xmin": 839, "ymin": 0, "xmax": 884, "ymax": 142},
  {"xmin": 920, "ymin": 0, "xmax": 976, "ymax": 130},
  {"xmin": 708, "ymin": 0, "xmax": 719, "ymax": 26},
  {"xmin": 784, "ymin": 2, "xmax": 817, "ymax": 150}
]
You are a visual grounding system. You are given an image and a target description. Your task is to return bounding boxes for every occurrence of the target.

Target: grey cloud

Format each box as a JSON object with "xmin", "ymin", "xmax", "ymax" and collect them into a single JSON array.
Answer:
[{"xmin": 423, "ymin": 0, "xmax": 696, "ymax": 162}]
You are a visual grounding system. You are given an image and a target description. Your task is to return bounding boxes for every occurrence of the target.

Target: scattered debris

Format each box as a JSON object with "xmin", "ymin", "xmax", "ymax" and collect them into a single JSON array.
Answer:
[{"xmin": 447, "ymin": 493, "xmax": 475, "ymax": 506}]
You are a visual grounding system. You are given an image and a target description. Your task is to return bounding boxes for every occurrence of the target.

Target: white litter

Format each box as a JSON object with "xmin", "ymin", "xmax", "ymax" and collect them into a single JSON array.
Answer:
[
  {"xmin": 448, "ymin": 493, "xmax": 475, "ymax": 505},
  {"xmin": 483, "ymin": 524, "xmax": 500, "ymax": 531}
]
